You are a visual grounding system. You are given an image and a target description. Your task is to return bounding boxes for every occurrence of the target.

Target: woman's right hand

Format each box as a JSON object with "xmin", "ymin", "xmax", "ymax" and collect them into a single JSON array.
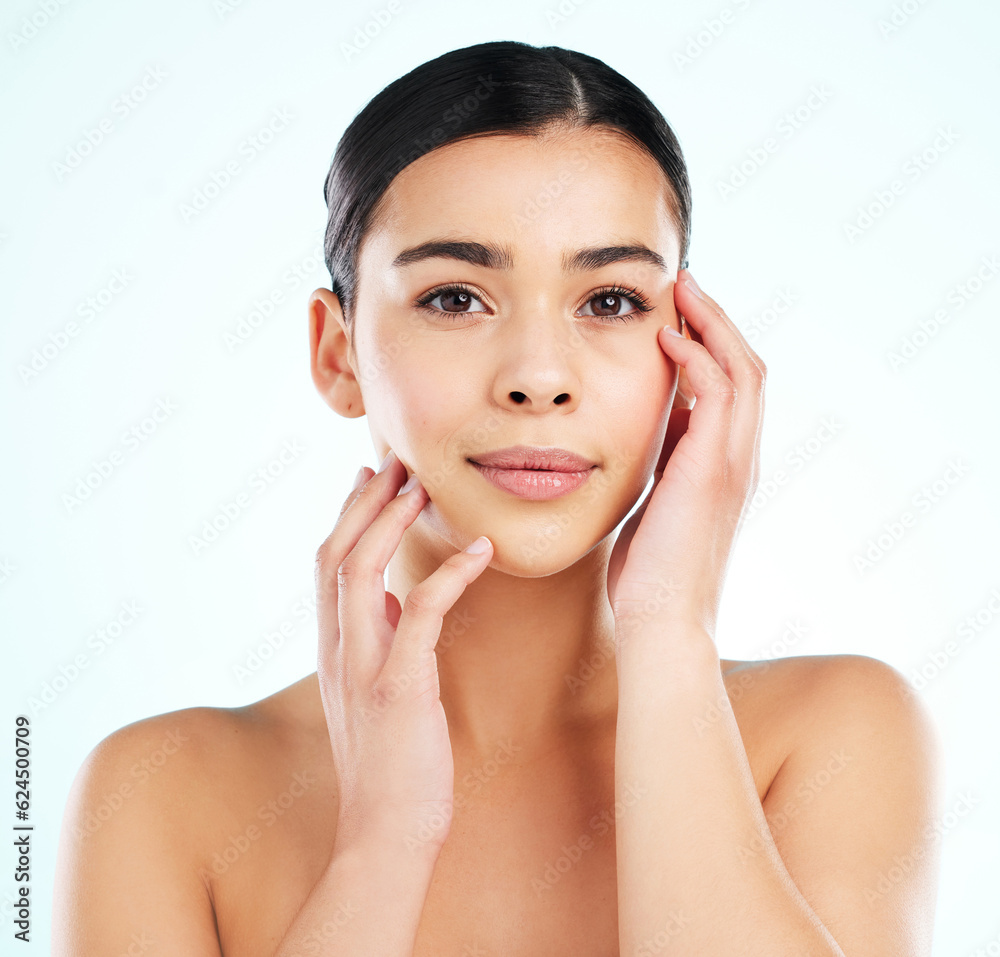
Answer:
[{"xmin": 314, "ymin": 449, "xmax": 493, "ymax": 857}]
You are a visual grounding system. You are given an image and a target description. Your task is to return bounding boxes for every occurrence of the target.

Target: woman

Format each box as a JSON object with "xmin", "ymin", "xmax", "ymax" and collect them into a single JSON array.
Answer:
[{"xmin": 53, "ymin": 40, "xmax": 942, "ymax": 956}]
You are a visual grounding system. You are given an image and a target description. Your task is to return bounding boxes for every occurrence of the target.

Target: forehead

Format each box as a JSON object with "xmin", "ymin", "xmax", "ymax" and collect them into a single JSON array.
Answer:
[{"xmin": 359, "ymin": 125, "xmax": 680, "ymax": 271}]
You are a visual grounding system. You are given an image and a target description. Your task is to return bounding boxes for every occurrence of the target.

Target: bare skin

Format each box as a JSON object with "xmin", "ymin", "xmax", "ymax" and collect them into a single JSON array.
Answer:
[
  {"xmin": 53, "ymin": 124, "xmax": 941, "ymax": 955},
  {"xmin": 54, "ymin": 655, "xmax": 812, "ymax": 956}
]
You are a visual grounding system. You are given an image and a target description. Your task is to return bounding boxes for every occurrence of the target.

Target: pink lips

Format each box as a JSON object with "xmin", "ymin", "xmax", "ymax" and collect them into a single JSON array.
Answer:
[{"xmin": 468, "ymin": 446, "xmax": 597, "ymax": 500}]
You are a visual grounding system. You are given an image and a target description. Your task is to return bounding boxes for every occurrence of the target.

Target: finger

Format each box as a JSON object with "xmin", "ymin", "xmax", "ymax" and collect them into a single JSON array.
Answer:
[
  {"xmin": 675, "ymin": 269, "xmax": 767, "ymax": 385},
  {"xmin": 673, "ymin": 275, "xmax": 765, "ymax": 484},
  {"xmin": 657, "ymin": 327, "xmax": 737, "ymax": 480},
  {"xmin": 314, "ymin": 452, "xmax": 410, "ymax": 674},
  {"xmin": 336, "ymin": 463, "xmax": 433, "ymax": 679},
  {"xmin": 379, "ymin": 538, "xmax": 494, "ymax": 695}
]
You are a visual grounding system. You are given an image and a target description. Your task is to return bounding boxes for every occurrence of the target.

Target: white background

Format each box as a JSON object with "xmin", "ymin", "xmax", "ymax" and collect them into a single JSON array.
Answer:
[{"xmin": 2, "ymin": 0, "xmax": 998, "ymax": 951}]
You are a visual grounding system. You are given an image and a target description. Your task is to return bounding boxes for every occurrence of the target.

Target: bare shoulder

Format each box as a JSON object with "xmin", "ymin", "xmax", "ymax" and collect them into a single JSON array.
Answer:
[
  {"xmin": 722, "ymin": 651, "xmax": 936, "ymax": 733},
  {"xmin": 54, "ymin": 676, "xmax": 331, "ymax": 956},
  {"xmin": 725, "ymin": 654, "xmax": 944, "ymax": 953},
  {"xmin": 719, "ymin": 652, "xmax": 941, "ymax": 793},
  {"xmin": 69, "ymin": 674, "xmax": 332, "ymax": 841}
]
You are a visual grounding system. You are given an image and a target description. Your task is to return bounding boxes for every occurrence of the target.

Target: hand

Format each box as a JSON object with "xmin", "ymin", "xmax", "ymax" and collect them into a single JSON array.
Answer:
[
  {"xmin": 606, "ymin": 269, "xmax": 765, "ymax": 640},
  {"xmin": 313, "ymin": 450, "xmax": 494, "ymax": 855}
]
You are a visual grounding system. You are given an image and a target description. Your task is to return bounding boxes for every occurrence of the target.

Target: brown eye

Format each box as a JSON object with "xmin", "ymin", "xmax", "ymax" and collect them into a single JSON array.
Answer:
[
  {"xmin": 440, "ymin": 291, "xmax": 474, "ymax": 312},
  {"xmin": 590, "ymin": 293, "xmax": 629, "ymax": 317},
  {"xmin": 417, "ymin": 285, "xmax": 487, "ymax": 314},
  {"xmin": 579, "ymin": 286, "xmax": 651, "ymax": 321}
]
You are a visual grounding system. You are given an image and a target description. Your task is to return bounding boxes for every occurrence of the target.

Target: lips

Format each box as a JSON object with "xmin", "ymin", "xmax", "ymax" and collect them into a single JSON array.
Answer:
[{"xmin": 467, "ymin": 446, "xmax": 596, "ymax": 472}]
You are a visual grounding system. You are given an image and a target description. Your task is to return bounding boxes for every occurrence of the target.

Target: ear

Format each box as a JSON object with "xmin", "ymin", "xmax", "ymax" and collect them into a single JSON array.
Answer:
[
  {"xmin": 671, "ymin": 318, "xmax": 696, "ymax": 411},
  {"xmin": 308, "ymin": 288, "xmax": 365, "ymax": 418}
]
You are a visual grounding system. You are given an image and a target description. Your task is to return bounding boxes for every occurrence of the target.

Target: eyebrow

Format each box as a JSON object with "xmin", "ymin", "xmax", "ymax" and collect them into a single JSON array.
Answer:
[{"xmin": 391, "ymin": 239, "xmax": 667, "ymax": 274}]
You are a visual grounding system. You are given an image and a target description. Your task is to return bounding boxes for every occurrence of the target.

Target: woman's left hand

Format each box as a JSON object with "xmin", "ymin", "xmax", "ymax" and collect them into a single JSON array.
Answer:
[{"xmin": 606, "ymin": 268, "xmax": 766, "ymax": 643}]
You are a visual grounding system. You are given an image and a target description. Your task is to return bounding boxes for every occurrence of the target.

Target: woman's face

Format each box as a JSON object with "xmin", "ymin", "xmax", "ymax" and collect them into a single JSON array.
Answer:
[{"xmin": 344, "ymin": 124, "xmax": 682, "ymax": 576}]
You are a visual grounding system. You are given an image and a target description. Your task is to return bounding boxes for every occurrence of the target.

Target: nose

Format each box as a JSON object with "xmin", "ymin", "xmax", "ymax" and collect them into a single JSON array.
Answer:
[{"xmin": 492, "ymin": 317, "xmax": 583, "ymax": 412}]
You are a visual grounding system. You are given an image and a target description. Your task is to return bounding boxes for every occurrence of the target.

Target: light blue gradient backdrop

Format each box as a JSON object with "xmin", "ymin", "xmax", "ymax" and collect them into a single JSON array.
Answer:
[{"xmin": 2, "ymin": 0, "xmax": 998, "ymax": 950}]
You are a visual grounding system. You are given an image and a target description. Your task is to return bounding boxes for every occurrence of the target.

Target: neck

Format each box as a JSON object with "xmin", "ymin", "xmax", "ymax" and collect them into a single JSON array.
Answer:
[{"xmin": 387, "ymin": 534, "xmax": 619, "ymax": 759}]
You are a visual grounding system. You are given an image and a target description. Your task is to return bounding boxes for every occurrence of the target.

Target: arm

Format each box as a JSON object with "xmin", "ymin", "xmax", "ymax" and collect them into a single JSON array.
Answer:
[
  {"xmin": 607, "ymin": 271, "xmax": 942, "ymax": 953},
  {"xmin": 616, "ymin": 640, "xmax": 942, "ymax": 955},
  {"xmin": 52, "ymin": 718, "xmax": 223, "ymax": 956},
  {"xmin": 271, "ymin": 823, "xmax": 440, "ymax": 956}
]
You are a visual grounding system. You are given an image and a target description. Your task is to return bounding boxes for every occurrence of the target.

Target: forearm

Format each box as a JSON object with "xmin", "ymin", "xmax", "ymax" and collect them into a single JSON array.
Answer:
[
  {"xmin": 614, "ymin": 624, "xmax": 844, "ymax": 956},
  {"xmin": 272, "ymin": 826, "xmax": 439, "ymax": 957}
]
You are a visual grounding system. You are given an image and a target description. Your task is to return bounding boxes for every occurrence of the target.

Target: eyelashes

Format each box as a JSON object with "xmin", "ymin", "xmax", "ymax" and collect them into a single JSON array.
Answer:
[{"xmin": 413, "ymin": 282, "xmax": 654, "ymax": 323}]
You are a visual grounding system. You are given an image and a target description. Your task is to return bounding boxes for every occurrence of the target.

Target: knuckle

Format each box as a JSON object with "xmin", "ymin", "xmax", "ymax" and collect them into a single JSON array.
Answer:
[
  {"xmin": 336, "ymin": 554, "xmax": 363, "ymax": 585},
  {"xmin": 402, "ymin": 585, "xmax": 441, "ymax": 617},
  {"xmin": 714, "ymin": 382, "xmax": 738, "ymax": 403},
  {"xmin": 314, "ymin": 540, "xmax": 339, "ymax": 584}
]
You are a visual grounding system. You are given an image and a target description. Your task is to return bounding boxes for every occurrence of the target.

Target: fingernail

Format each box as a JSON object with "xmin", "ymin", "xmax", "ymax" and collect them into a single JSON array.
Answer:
[
  {"xmin": 398, "ymin": 473, "xmax": 421, "ymax": 495},
  {"xmin": 351, "ymin": 466, "xmax": 367, "ymax": 491},
  {"xmin": 464, "ymin": 535, "xmax": 491, "ymax": 554},
  {"xmin": 684, "ymin": 276, "xmax": 705, "ymax": 301},
  {"xmin": 664, "ymin": 326, "xmax": 684, "ymax": 338},
  {"xmin": 376, "ymin": 449, "xmax": 395, "ymax": 473}
]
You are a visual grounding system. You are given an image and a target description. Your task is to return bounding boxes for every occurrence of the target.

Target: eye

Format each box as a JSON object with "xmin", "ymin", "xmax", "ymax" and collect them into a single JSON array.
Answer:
[
  {"xmin": 415, "ymin": 283, "xmax": 488, "ymax": 315},
  {"xmin": 578, "ymin": 285, "xmax": 654, "ymax": 323}
]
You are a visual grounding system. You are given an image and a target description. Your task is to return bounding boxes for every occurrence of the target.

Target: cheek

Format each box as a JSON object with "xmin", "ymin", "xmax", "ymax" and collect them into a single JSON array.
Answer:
[
  {"xmin": 360, "ymin": 338, "xmax": 470, "ymax": 463},
  {"xmin": 596, "ymin": 342, "xmax": 674, "ymax": 472}
]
